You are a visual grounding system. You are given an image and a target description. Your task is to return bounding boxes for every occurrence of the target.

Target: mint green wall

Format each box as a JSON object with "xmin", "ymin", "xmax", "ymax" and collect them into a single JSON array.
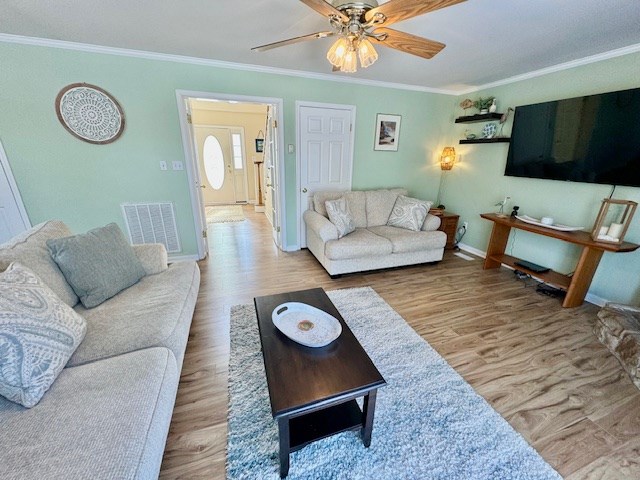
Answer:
[
  {"xmin": 442, "ymin": 52, "xmax": 640, "ymax": 304},
  {"xmin": 0, "ymin": 42, "xmax": 450, "ymax": 253}
]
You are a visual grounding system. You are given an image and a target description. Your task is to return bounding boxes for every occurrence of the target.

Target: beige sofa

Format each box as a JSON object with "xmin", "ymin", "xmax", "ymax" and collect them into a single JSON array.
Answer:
[
  {"xmin": 0, "ymin": 221, "xmax": 200, "ymax": 479},
  {"xmin": 303, "ymin": 188, "xmax": 447, "ymax": 276}
]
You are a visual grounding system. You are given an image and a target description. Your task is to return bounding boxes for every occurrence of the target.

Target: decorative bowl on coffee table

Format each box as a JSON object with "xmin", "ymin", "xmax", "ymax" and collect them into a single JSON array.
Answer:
[{"xmin": 272, "ymin": 302, "xmax": 342, "ymax": 347}]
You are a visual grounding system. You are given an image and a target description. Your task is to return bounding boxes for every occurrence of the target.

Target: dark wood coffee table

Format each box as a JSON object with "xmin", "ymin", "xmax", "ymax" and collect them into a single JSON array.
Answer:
[{"xmin": 254, "ymin": 288, "xmax": 386, "ymax": 478}]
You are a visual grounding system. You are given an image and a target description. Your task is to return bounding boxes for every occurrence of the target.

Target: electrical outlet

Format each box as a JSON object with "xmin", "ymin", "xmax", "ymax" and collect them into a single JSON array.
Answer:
[
  {"xmin": 463, "ymin": 221, "xmax": 469, "ymax": 230},
  {"xmin": 172, "ymin": 161, "xmax": 184, "ymax": 171}
]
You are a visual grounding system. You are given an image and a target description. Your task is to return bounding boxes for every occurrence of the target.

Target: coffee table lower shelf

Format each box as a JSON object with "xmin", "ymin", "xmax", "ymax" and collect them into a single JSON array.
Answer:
[{"xmin": 288, "ymin": 400, "xmax": 362, "ymax": 451}]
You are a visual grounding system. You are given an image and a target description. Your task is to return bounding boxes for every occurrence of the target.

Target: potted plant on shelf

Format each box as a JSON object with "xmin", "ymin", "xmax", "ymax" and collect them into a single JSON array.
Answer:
[{"xmin": 474, "ymin": 96, "xmax": 495, "ymax": 114}]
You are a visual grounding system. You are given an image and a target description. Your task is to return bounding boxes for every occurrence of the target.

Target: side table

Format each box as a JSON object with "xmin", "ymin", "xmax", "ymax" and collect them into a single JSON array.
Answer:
[{"xmin": 431, "ymin": 211, "xmax": 459, "ymax": 250}]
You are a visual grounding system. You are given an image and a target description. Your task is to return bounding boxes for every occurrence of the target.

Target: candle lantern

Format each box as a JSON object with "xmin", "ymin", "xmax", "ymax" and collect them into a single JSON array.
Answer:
[{"xmin": 591, "ymin": 198, "xmax": 638, "ymax": 244}]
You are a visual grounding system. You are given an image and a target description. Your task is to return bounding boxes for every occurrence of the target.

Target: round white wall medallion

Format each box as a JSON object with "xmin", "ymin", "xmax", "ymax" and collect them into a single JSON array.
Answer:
[{"xmin": 55, "ymin": 83, "xmax": 125, "ymax": 144}]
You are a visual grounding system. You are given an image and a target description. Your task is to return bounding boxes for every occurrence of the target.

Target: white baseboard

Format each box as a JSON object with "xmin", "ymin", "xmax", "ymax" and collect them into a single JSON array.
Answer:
[
  {"xmin": 456, "ymin": 243, "xmax": 608, "ymax": 307},
  {"xmin": 457, "ymin": 243, "xmax": 486, "ymax": 258},
  {"xmin": 283, "ymin": 244, "xmax": 300, "ymax": 252},
  {"xmin": 584, "ymin": 292, "xmax": 607, "ymax": 307},
  {"xmin": 254, "ymin": 205, "xmax": 265, "ymax": 212},
  {"xmin": 168, "ymin": 254, "xmax": 200, "ymax": 262}
]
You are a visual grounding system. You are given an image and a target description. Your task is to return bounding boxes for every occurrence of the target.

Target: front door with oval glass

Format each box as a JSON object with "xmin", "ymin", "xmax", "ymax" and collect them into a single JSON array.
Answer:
[{"xmin": 194, "ymin": 126, "xmax": 247, "ymax": 204}]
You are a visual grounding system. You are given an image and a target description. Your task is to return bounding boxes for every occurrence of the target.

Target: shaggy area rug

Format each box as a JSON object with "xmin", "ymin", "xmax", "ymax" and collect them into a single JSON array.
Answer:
[
  {"xmin": 227, "ymin": 287, "xmax": 561, "ymax": 480},
  {"xmin": 206, "ymin": 205, "xmax": 245, "ymax": 223}
]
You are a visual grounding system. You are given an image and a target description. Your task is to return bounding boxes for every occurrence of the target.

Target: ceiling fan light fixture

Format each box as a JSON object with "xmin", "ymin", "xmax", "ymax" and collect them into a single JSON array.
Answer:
[
  {"xmin": 327, "ymin": 37, "xmax": 349, "ymax": 67},
  {"xmin": 341, "ymin": 47, "xmax": 358, "ymax": 73},
  {"xmin": 358, "ymin": 38, "xmax": 378, "ymax": 68}
]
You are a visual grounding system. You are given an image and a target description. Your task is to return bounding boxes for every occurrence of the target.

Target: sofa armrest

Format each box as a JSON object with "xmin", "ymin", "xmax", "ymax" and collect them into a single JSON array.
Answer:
[
  {"xmin": 422, "ymin": 214, "xmax": 441, "ymax": 231},
  {"xmin": 303, "ymin": 210, "xmax": 339, "ymax": 242},
  {"xmin": 132, "ymin": 244, "xmax": 168, "ymax": 275}
]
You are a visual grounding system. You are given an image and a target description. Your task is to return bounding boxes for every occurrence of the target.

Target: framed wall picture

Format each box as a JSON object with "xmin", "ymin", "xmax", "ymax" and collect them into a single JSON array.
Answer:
[{"xmin": 374, "ymin": 114, "xmax": 401, "ymax": 151}]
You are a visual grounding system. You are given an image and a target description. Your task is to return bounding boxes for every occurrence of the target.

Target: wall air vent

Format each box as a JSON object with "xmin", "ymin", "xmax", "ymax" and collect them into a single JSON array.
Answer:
[{"xmin": 121, "ymin": 202, "xmax": 181, "ymax": 253}]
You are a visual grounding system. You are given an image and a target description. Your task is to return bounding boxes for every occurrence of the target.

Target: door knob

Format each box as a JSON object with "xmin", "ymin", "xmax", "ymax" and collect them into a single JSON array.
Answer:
[
  {"xmin": 266, "ymin": 183, "xmax": 272, "ymax": 187},
  {"xmin": 200, "ymin": 185, "xmax": 206, "ymax": 189},
  {"xmin": 302, "ymin": 188, "xmax": 308, "ymax": 193}
]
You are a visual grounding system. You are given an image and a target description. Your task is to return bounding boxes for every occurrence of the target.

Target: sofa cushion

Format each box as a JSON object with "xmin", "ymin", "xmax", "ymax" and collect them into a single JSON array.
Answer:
[
  {"xmin": 132, "ymin": 244, "xmax": 168, "ymax": 276},
  {"xmin": 325, "ymin": 228, "xmax": 393, "ymax": 260},
  {"xmin": 325, "ymin": 197, "xmax": 355, "ymax": 239},
  {"xmin": 0, "ymin": 221, "xmax": 79, "ymax": 307},
  {"xmin": 369, "ymin": 226, "xmax": 447, "ymax": 254},
  {"xmin": 68, "ymin": 260, "xmax": 200, "ymax": 368},
  {"xmin": 0, "ymin": 263, "xmax": 86, "ymax": 408},
  {"xmin": 365, "ymin": 188, "xmax": 408, "ymax": 227},
  {"xmin": 344, "ymin": 191, "xmax": 367, "ymax": 228},
  {"xmin": 387, "ymin": 195, "xmax": 432, "ymax": 231},
  {"xmin": 0, "ymin": 347, "xmax": 178, "ymax": 480},
  {"xmin": 313, "ymin": 191, "xmax": 345, "ymax": 218},
  {"xmin": 47, "ymin": 223, "xmax": 146, "ymax": 308},
  {"xmin": 422, "ymin": 213, "xmax": 442, "ymax": 232}
]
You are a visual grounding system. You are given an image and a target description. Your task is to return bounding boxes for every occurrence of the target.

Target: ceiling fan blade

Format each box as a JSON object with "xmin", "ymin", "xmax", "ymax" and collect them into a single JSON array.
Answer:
[
  {"xmin": 366, "ymin": 0, "xmax": 466, "ymax": 26},
  {"xmin": 373, "ymin": 28, "xmax": 445, "ymax": 59},
  {"xmin": 252, "ymin": 31, "xmax": 334, "ymax": 52},
  {"xmin": 300, "ymin": 0, "xmax": 349, "ymax": 22}
]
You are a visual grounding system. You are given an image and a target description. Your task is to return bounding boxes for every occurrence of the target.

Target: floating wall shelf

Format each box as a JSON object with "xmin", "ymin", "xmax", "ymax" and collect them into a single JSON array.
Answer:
[
  {"xmin": 455, "ymin": 113, "xmax": 504, "ymax": 123},
  {"xmin": 459, "ymin": 138, "xmax": 510, "ymax": 144}
]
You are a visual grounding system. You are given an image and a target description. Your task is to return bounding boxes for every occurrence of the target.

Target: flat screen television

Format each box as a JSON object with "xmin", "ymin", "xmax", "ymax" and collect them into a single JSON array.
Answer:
[{"xmin": 504, "ymin": 87, "xmax": 640, "ymax": 188}]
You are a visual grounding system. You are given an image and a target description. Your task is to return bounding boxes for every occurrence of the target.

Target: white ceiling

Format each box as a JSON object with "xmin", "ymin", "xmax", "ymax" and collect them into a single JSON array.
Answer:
[{"xmin": 1, "ymin": 0, "xmax": 639, "ymax": 93}]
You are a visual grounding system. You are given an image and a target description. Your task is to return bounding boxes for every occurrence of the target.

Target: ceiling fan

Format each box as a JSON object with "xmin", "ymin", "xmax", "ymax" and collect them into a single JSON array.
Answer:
[{"xmin": 252, "ymin": 0, "xmax": 466, "ymax": 73}]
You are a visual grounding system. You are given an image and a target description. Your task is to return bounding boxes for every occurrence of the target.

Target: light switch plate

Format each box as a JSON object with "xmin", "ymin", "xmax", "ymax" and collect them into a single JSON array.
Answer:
[
  {"xmin": 172, "ymin": 161, "xmax": 184, "ymax": 171},
  {"xmin": 288, "ymin": 144, "xmax": 295, "ymax": 154},
  {"xmin": 159, "ymin": 161, "xmax": 168, "ymax": 171}
]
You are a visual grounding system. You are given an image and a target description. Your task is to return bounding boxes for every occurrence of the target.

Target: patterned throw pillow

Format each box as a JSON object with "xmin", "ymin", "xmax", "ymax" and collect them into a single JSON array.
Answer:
[
  {"xmin": 387, "ymin": 195, "xmax": 433, "ymax": 231},
  {"xmin": 325, "ymin": 197, "xmax": 356, "ymax": 239},
  {"xmin": 0, "ymin": 263, "xmax": 87, "ymax": 408}
]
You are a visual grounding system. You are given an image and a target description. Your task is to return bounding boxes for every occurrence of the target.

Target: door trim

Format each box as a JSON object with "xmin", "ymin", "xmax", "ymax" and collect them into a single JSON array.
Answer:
[
  {"xmin": 0, "ymin": 139, "xmax": 31, "ymax": 231},
  {"xmin": 176, "ymin": 90, "xmax": 286, "ymax": 257},
  {"xmin": 295, "ymin": 101, "xmax": 356, "ymax": 249}
]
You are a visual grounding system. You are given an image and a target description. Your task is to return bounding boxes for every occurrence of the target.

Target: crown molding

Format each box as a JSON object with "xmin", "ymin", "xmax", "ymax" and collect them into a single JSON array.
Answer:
[
  {"xmin": 0, "ymin": 33, "xmax": 457, "ymax": 95},
  {"xmin": 456, "ymin": 43, "xmax": 640, "ymax": 96},
  {"xmin": 2, "ymin": 33, "xmax": 639, "ymax": 98}
]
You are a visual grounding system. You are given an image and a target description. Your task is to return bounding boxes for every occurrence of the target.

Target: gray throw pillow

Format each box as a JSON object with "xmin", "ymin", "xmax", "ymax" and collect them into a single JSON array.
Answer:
[
  {"xmin": 387, "ymin": 195, "xmax": 433, "ymax": 231},
  {"xmin": 325, "ymin": 197, "xmax": 356, "ymax": 239},
  {"xmin": 0, "ymin": 263, "xmax": 87, "ymax": 408},
  {"xmin": 47, "ymin": 223, "xmax": 146, "ymax": 308}
]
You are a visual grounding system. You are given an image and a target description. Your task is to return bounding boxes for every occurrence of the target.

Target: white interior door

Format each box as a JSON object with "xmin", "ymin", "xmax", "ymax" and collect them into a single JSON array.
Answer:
[
  {"xmin": 298, "ymin": 103, "xmax": 354, "ymax": 247},
  {"xmin": 195, "ymin": 126, "xmax": 236, "ymax": 204},
  {"xmin": 0, "ymin": 141, "xmax": 30, "ymax": 243}
]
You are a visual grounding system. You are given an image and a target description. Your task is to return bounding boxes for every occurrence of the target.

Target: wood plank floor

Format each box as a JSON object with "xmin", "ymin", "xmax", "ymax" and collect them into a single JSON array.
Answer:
[{"xmin": 160, "ymin": 206, "xmax": 640, "ymax": 479}]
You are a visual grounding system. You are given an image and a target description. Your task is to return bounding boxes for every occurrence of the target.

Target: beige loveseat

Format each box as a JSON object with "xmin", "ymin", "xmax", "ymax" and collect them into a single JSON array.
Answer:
[{"xmin": 303, "ymin": 188, "xmax": 447, "ymax": 276}]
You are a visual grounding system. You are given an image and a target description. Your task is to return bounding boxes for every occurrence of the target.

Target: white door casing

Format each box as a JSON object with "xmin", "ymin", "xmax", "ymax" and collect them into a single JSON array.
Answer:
[
  {"xmin": 297, "ymin": 102, "xmax": 355, "ymax": 248},
  {"xmin": 176, "ymin": 90, "xmax": 286, "ymax": 255},
  {"xmin": 264, "ymin": 105, "xmax": 281, "ymax": 247},
  {"xmin": 180, "ymin": 98, "xmax": 209, "ymax": 259},
  {"xmin": 0, "ymin": 140, "xmax": 30, "ymax": 243}
]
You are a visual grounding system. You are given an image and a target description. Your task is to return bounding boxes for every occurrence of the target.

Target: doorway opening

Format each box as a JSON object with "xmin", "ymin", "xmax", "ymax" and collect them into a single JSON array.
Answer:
[{"xmin": 176, "ymin": 91, "xmax": 285, "ymax": 259}]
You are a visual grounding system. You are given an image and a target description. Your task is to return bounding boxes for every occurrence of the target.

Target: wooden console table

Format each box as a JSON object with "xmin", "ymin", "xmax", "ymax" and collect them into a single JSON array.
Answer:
[{"xmin": 480, "ymin": 213, "xmax": 639, "ymax": 308}]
